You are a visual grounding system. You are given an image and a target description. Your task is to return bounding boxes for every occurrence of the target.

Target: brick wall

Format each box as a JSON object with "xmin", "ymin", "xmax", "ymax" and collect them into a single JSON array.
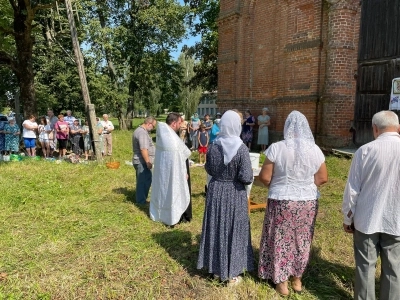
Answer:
[{"xmin": 217, "ymin": 0, "xmax": 361, "ymax": 148}]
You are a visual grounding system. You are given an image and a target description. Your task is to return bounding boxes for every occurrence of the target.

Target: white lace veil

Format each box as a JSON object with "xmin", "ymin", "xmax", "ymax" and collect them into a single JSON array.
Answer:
[
  {"xmin": 284, "ymin": 111, "xmax": 315, "ymax": 171},
  {"xmin": 215, "ymin": 110, "xmax": 243, "ymax": 165}
]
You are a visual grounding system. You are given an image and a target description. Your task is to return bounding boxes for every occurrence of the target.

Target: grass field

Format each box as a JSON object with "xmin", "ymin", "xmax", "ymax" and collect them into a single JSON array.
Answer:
[{"xmin": 0, "ymin": 120, "xmax": 360, "ymax": 299}]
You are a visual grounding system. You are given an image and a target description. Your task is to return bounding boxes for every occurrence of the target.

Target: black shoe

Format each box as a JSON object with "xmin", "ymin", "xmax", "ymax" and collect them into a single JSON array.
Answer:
[{"xmin": 179, "ymin": 217, "xmax": 191, "ymax": 224}]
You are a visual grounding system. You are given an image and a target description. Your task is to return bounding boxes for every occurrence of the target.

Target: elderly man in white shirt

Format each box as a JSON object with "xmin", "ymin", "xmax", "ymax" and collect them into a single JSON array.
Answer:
[
  {"xmin": 342, "ymin": 110, "xmax": 400, "ymax": 300},
  {"xmin": 101, "ymin": 114, "xmax": 114, "ymax": 156}
]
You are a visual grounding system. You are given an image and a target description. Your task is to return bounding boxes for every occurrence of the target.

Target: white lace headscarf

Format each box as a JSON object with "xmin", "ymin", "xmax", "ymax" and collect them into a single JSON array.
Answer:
[
  {"xmin": 215, "ymin": 110, "xmax": 243, "ymax": 165},
  {"xmin": 284, "ymin": 111, "xmax": 315, "ymax": 171}
]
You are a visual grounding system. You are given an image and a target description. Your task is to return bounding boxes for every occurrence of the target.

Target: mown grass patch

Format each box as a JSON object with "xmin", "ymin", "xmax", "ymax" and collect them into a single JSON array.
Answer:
[{"xmin": 0, "ymin": 130, "xmax": 359, "ymax": 299}]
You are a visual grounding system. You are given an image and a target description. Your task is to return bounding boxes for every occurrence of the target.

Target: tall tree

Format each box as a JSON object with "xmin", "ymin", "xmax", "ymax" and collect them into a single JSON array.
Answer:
[
  {"xmin": 183, "ymin": 0, "xmax": 219, "ymax": 91},
  {"xmin": 177, "ymin": 52, "xmax": 202, "ymax": 118},
  {"xmin": 0, "ymin": 0, "xmax": 57, "ymax": 116}
]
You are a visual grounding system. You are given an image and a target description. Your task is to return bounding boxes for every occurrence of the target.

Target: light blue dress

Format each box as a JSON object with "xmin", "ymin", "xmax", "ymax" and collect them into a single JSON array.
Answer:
[{"xmin": 257, "ymin": 115, "xmax": 270, "ymax": 145}]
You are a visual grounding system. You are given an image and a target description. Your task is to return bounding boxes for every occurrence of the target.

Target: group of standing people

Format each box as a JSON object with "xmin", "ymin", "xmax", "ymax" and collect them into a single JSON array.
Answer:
[
  {"xmin": 132, "ymin": 109, "xmax": 328, "ymax": 293},
  {"xmin": 197, "ymin": 110, "xmax": 328, "ymax": 293},
  {"xmin": 241, "ymin": 108, "xmax": 270, "ymax": 151},
  {"xmin": 131, "ymin": 108, "xmax": 400, "ymax": 298},
  {"xmin": 0, "ymin": 110, "xmax": 114, "ymax": 160},
  {"xmin": 132, "ymin": 113, "xmax": 192, "ymax": 225},
  {"xmin": 179, "ymin": 108, "xmax": 271, "ymax": 154}
]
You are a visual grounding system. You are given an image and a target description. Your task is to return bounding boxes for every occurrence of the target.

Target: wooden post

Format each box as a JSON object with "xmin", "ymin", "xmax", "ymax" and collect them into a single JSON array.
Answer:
[
  {"xmin": 65, "ymin": 0, "xmax": 101, "ymax": 161},
  {"xmin": 87, "ymin": 104, "xmax": 102, "ymax": 161}
]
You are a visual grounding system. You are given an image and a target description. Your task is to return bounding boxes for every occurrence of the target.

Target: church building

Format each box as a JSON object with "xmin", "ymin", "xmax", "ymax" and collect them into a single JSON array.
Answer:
[{"xmin": 217, "ymin": 0, "xmax": 361, "ymax": 147}]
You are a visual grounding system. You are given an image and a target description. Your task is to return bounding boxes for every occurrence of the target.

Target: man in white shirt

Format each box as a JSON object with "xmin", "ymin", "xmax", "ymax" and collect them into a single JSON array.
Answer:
[
  {"xmin": 342, "ymin": 110, "xmax": 400, "ymax": 300},
  {"xmin": 101, "ymin": 114, "xmax": 114, "ymax": 156}
]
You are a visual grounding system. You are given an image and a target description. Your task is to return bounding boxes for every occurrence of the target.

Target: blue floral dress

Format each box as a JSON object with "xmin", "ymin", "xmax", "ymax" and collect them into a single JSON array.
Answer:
[
  {"xmin": 0, "ymin": 122, "xmax": 6, "ymax": 151},
  {"xmin": 4, "ymin": 123, "xmax": 20, "ymax": 152}
]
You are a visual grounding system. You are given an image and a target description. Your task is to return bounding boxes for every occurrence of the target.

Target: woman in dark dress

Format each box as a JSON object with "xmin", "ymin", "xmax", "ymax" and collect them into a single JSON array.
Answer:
[
  {"xmin": 197, "ymin": 110, "xmax": 254, "ymax": 286},
  {"xmin": 241, "ymin": 110, "xmax": 256, "ymax": 149}
]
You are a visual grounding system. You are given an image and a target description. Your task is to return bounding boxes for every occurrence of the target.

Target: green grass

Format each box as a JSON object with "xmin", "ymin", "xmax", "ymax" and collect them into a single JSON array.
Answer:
[{"xmin": 0, "ymin": 127, "xmax": 358, "ymax": 299}]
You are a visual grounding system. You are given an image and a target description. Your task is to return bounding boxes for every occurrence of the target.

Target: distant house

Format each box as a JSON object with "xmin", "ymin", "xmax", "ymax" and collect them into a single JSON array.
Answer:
[{"xmin": 197, "ymin": 92, "xmax": 218, "ymax": 118}]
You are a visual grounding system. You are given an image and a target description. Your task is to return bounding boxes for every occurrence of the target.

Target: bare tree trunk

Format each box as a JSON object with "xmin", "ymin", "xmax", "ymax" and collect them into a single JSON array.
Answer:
[{"xmin": 14, "ymin": 0, "xmax": 36, "ymax": 117}]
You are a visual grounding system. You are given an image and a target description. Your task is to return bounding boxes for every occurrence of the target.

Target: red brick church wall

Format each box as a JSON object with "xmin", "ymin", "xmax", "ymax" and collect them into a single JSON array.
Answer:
[{"xmin": 217, "ymin": 0, "xmax": 360, "ymax": 147}]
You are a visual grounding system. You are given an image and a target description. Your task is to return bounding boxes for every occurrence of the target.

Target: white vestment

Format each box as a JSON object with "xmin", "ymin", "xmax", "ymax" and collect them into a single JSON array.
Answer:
[{"xmin": 150, "ymin": 122, "xmax": 191, "ymax": 225}]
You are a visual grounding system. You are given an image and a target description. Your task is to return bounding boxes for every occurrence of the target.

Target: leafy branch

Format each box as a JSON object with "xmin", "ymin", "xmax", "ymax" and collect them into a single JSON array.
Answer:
[{"xmin": 0, "ymin": 50, "xmax": 19, "ymax": 76}]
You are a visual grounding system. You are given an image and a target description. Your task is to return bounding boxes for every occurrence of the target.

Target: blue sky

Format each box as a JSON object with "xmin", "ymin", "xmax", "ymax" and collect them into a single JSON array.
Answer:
[{"xmin": 170, "ymin": 0, "xmax": 201, "ymax": 60}]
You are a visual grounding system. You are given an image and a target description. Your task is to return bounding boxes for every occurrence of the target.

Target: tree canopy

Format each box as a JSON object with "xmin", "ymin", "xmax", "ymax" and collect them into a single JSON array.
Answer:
[{"xmin": 0, "ymin": 0, "xmax": 218, "ymax": 126}]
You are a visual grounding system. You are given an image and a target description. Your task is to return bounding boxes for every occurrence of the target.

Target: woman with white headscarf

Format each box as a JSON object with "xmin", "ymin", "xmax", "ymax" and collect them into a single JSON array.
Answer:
[
  {"xmin": 197, "ymin": 110, "xmax": 254, "ymax": 286},
  {"xmin": 258, "ymin": 111, "xmax": 328, "ymax": 296}
]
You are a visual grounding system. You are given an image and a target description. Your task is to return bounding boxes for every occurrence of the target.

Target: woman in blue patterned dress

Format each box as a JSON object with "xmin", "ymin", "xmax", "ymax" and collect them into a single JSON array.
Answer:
[
  {"xmin": 4, "ymin": 118, "xmax": 20, "ymax": 154},
  {"xmin": 197, "ymin": 110, "xmax": 254, "ymax": 286},
  {"xmin": 0, "ymin": 121, "xmax": 5, "ymax": 154}
]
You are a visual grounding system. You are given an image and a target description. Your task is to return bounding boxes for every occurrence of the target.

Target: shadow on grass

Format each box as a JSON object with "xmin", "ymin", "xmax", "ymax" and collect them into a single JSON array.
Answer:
[
  {"xmin": 112, "ymin": 187, "xmax": 150, "ymax": 217},
  {"xmin": 303, "ymin": 246, "xmax": 354, "ymax": 299},
  {"xmin": 152, "ymin": 230, "xmax": 203, "ymax": 277},
  {"xmin": 113, "ymin": 187, "xmax": 135, "ymax": 203}
]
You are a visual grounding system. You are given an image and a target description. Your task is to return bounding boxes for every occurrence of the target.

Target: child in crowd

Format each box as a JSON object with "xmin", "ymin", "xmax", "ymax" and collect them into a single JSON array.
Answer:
[
  {"xmin": 4, "ymin": 118, "xmax": 20, "ymax": 154},
  {"xmin": 82, "ymin": 120, "xmax": 91, "ymax": 160},
  {"xmin": 38, "ymin": 117, "xmax": 51, "ymax": 158},
  {"xmin": 198, "ymin": 124, "xmax": 209, "ymax": 165}
]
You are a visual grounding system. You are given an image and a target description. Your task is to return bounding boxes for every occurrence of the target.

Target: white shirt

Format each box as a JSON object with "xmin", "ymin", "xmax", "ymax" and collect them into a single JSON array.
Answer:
[
  {"xmin": 265, "ymin": 141, "xmax": 325, "ymax": 201},
  {"xmin": 22, "ymin": 120, "xmax": 38, "ymax": 138},
  {"xmin": 38, "ymin": 124, "xmax": 51, "ymax": 140},
  {"xmin": 342, "ymin": 132, "xmax": 400, "ymax": 235},
  {"xmin": 101, "ymin": 120, "xmax": 114, "ymax": 134}
]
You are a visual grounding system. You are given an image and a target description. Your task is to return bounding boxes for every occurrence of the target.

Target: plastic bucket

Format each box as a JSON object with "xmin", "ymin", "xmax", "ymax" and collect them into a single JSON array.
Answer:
[{"xmin": 249, "ymin": 152, "xmax": 260, "ymax": 169}]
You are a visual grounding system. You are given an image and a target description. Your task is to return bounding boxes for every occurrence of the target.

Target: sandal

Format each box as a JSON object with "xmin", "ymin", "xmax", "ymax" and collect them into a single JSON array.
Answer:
[
  {"xmin": 275, "ymin": 281, "xmax": 289, "ymax": 296},
  {"xmin": 291, "ymin": 277, "xmax": 302, "ymax": 294},
  {"xmin": 227, "ymin": 276, "xmax": 242, "ymax": 287}
]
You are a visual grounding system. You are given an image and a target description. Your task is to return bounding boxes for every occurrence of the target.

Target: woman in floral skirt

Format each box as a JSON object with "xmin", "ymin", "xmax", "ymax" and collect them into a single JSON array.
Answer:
[{"xmin": 258, "ymin": 111, "xmax": 328, "ymax": 296}]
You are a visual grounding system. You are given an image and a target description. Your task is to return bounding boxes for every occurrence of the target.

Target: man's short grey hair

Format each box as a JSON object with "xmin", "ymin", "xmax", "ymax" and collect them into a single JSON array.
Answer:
[
  {"xmin": 143, "ymin": 116, "xmax": 155, "ymax": 124},
  {"xmin": 372, "ymin": 110, "xmax": 399, "ymax": 130}
]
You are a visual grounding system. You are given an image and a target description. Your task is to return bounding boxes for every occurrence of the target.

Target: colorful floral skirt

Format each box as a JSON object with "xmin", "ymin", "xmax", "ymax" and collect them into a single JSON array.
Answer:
[{"xmin": 258, "ymin": 199, "xmax": 318, "ymax": 284}]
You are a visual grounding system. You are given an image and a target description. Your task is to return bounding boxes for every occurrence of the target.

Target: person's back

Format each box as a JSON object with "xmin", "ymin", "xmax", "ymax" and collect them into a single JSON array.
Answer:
[
  {"xmin": 206, "ymin": 143, "xmax": 250, "ymax": 182},
  {"xmin": 267, "ymin": 140, "xmax": 324, "ymax": 200},
  {"xmin": 350, "ymin": 132, "xmax": 400, "ymax": 234}
]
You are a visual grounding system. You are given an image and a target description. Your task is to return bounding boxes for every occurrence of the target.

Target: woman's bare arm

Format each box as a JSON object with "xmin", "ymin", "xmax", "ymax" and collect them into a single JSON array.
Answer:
[
  {"xmin": 259, "ymin": 157, "xmax": 274, "ymax": 187},
  {"xmin": 314, "ymin": 162, "xmax": 328, "ymax": 186}
]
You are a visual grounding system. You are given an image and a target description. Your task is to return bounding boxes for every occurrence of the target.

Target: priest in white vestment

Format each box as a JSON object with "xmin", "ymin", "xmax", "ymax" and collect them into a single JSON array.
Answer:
[{"xmin": 150, "ymin": 113, "xmax": 192, "ymax": 226}]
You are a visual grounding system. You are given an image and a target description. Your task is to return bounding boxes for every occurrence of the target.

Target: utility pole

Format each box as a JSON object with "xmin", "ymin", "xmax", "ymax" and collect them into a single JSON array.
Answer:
[{"xmin": 65, "ymin": 0, "xmax": 102, "ymax": 161}]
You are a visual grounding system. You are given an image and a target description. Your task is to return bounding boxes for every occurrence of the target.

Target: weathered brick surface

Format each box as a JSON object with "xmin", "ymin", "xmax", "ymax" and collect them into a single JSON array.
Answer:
[{"xmin": 218, "ymin": 0, "xmax": 361, "ymax": 147}]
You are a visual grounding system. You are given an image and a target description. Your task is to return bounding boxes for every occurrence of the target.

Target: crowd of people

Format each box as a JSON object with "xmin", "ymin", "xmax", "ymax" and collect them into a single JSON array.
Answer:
[
  {"xmin": 177, "ymin": 108, "xmax": 271, "ymax": 154},
  {"xmin": 0, "ymin": 110, "xmax": 114, "ymax": 160},
  {"xmin": 132, "ymin": 109, "xmax": 400, "ymax": 298}
]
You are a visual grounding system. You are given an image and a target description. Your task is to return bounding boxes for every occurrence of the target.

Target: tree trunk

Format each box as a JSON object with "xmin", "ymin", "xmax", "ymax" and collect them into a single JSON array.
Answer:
[
  {"xmin": 116, "ymin": 103, "xmax": 127, "ymax": 130},
  {"xmin": 14, "ymin": 0, "xmax": 36, "ymax": 117}
]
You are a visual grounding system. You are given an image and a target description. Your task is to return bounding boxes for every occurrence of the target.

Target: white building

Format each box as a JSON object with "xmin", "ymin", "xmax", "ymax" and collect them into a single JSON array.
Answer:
[{"xmin": 196, "ymin": 91, "xmax": 218, "ymax": 118}]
